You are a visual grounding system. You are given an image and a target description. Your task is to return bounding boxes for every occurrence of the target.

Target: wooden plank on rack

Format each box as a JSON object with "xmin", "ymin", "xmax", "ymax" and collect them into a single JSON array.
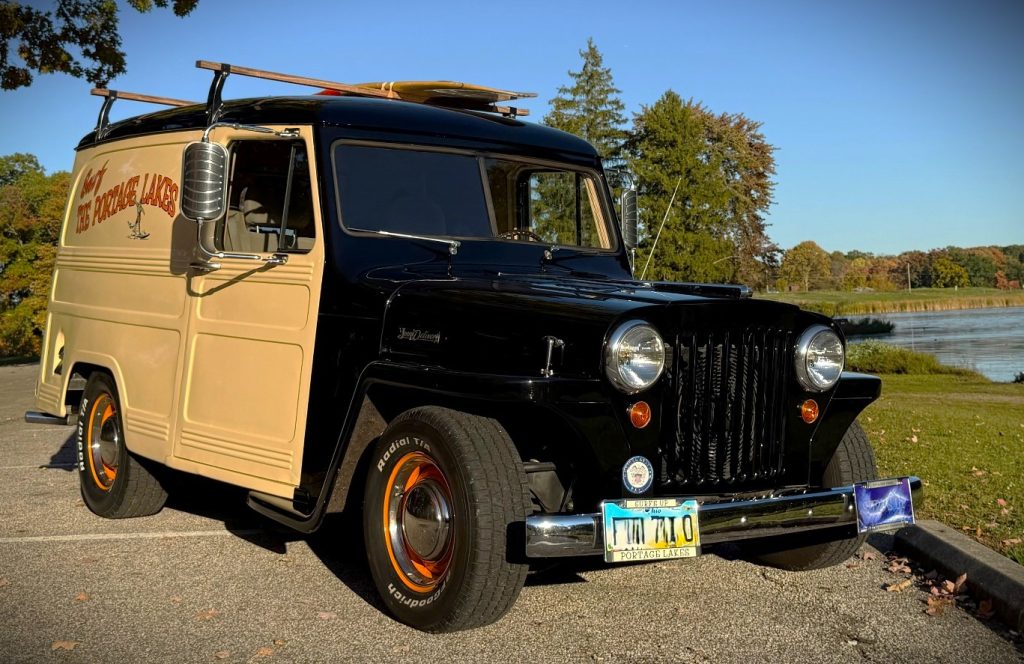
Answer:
[
  {"xmin": 195, "ymin": 60, "xmax": 395, "ymax": 99},
  {"xmin": 91, "ymin": 88, "xmax": 196, "ymax": 107}
]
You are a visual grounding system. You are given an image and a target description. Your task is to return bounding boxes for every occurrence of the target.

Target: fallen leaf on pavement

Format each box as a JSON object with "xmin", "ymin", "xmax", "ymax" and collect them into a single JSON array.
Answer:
[
  {"xmin": 272, "ymin": 639, "xmax": 286, "ymax": 646},
  {"xmin": 196, "ymin": 609, "xmax": 220, "ymax": 621},
  {"xmin": 51, "ymin": 641, "xmax": 79, "ymax": 651},
  {"xmin": 0, "ymin": 577, "xmax": 9, "ymax": 588},
  {"xmin": 214, "ymin": 650, "xmax": 230, "ymax": 660},
  {"xmin": 977, "ymin": 599, "xmax": 995, "ymax": 619},
  {"xmin": 953, "ymin": 573, "xmax": 968, "ymax": 594},
  {"xmin": 942, "ymin": 580, "xmax": 955, "ymax": 593},
  {"xmin": 860, "ymin": 551, "xmax": 876, "ymax": 561},
  {"xmin": 929, "ymin": 586, "xmax": 941, "ymax": 596},
  {"xmin": 255, "ymin": 646, "xmax": 273, "ymax": 657},
  {"xmin": 317, "ymin": 611, "xmax": 336, "ymax": 621},
  {"xmin": 74, "ymin": 592, "xmax": 89, "ymax": 602},
  {"xmin": 886, "ymin": 579, "xmax": 913, "ymax": 592}
]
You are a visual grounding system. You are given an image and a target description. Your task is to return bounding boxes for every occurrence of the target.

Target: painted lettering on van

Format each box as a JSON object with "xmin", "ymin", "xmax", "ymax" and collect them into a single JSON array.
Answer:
[{"xmin": 75, "ymin": 170, "xmax": 179, "ymax": 235}]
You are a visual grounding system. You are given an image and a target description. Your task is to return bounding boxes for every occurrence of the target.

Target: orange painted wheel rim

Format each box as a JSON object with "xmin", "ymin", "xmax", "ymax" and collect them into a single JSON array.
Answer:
[
  {"xmin": 86, "ymin": 393, "xmax": 120, "ymax": 491},
  {"xmin": 382, "ymin": 451, "xmax": 454, "ymax": 593}
]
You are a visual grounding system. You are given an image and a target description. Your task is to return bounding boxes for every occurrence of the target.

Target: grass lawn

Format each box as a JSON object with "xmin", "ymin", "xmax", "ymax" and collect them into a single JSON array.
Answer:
[
  {"xmin": 861, "ymin": 374, "xmax": 1024, "ymax": 564},
  {"xmin": 762, "ymin": 287, "xmax": 1024, "ymax": 316}
]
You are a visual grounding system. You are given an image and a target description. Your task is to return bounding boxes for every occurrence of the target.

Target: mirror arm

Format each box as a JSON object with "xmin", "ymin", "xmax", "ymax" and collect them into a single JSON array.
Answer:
[{"xmin": 192, "ymin": 219, "xmax": 288, "ymax": 271}]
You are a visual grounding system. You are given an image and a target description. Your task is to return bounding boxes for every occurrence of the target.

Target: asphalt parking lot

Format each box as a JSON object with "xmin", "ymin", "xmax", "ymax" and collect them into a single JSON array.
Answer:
[{"xmin": 1, "ymin": 363, "xmax": 1020, "ymax": 663}]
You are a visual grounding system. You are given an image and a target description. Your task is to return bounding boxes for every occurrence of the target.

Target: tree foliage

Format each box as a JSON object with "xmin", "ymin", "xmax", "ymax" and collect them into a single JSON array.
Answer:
[
  {"xmin": 627, "ymin": 90, "xmax": 778, "ymax": 285},
  {"xmin": 544, "ymin": 38, "xmax": 628, "ymax": 161},
  {"xmin": 1, "ymin": 0, "xmax": 198, "ymax": 90},
  {"xmin": 0, "ymin": 153, "xmax": 69, "ymax": 356},
  {"xmin": 779, "ymin": 240, "xmax": 831, "ymax": 291}
]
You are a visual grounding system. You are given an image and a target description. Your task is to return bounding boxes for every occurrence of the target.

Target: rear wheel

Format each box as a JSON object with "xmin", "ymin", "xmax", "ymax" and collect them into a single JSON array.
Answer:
[
  {"xmin": 77, "ymin": 373, "xmax": 167, "ymax": 518},
  {"xmin": 362, "ymin": 406, "xmax": 530, "ymax": 632},
  {"xmin": 744, "ymin": 420, "xmax": 877, "ymax": 571}
]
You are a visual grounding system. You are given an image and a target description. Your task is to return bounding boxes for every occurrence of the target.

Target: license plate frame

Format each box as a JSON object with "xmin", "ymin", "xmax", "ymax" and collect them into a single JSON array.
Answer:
[
  {"xmin": 853, "ymin": 477, "xmax": 916, "ymax": 533},
  {"xmin": 600, "ymin": 498, "xmax": 701, "ymax": 563}
]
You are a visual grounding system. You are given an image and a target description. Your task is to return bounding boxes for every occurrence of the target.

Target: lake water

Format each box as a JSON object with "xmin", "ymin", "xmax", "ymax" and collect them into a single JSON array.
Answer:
[{"xmin": 848, "ymin": 306, "xmax": 1024, "ymax": 382}]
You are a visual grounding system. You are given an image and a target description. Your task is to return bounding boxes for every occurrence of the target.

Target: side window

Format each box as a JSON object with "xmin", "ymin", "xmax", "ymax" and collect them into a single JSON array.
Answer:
[
  {"xmin": 220, "ymin": 141, "xmax": 315, "ymax": 253},
  {"xmin": 527, "ymin": 171, "xmax": 609, "ymax": 249}
]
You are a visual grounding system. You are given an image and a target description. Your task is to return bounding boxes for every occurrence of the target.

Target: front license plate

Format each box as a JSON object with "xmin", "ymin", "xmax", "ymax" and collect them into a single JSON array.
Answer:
[
  {"xmin": 601, "ymin": 498, "xmax": 700, "ymax": 563},
  {"xmin": 854, "ymin": 477, "xmax": 916, "ymax": 533}
]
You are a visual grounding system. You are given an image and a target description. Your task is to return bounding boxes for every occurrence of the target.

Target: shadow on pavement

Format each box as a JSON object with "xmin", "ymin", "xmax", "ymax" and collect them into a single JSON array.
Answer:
[{"xmin": 46, "ymin": 431, "xmax": 76, "ymax": 470}]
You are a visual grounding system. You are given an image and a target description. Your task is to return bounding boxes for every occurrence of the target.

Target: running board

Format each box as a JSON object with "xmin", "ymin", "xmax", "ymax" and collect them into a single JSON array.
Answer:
[{"xmin": 24, "ymin": 411, "xmax": 70, "ymax": 425}]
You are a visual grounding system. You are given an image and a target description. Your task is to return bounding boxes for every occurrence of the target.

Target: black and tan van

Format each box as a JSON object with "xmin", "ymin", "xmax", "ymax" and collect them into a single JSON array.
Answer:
[{"xmin": 29, "ymin": 61, "xmax": 919, "ymax": 632}]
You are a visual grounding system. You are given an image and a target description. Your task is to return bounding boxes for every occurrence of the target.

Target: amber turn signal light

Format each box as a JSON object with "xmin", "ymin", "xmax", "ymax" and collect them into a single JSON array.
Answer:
[
  {"xmin": 799, "ymin": 399, "xmax": 819, "ymax": 424},
  {"xmin": 629, "ymin": 401, "xmax": 652, "ymax": 429}
]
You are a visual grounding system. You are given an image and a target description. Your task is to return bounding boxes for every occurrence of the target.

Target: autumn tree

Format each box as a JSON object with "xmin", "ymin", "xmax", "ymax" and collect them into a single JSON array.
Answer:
[
  {"xmin": 930, "ymin": 255, "xmax": 970, "ymax": 288},
  {"xmin": 1, "ymin": 0, "xmax": 198, "ymax": 90},
  {"xmin": 0, "ymin": 153, "xmax": 69, "ymax": 356},
  {"xmin": 626, "ymin": 90, "xmax": 778, "ymax": 285},
  {"xmin": 780, "ymin": 241, "xmax": 830, "ymax": 291}
]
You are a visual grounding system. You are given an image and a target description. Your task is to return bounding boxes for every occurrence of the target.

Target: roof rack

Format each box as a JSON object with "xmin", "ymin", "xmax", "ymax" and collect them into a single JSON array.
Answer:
[
  {"xmin": 89, "ymin": 60, "xmax": 536, "ymax": 139},
  {"xmin": 196, "ymin": 60, "xmax": 534, "ymax": 124},
  {"xmin": 91, "ymin": 88, "xmax": 197, "ymax": 139}
]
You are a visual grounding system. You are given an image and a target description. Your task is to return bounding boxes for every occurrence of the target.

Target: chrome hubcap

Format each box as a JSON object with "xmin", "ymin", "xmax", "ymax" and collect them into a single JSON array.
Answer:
[
  {"xmin": 384, "ymin": 451, "xmax": 454, "ymax": 591},
  {"xmin": 87, "ymin": 394, "xmax": 120, "ymax": 490}
]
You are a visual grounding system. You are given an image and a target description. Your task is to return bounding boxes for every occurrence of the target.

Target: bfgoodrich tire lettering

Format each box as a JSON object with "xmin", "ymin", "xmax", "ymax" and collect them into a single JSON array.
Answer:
[
  {"xmin": 744, "ymin": 420, "xmax": 878, "ymax": 570},
  {"xmin": 77, "ymin": 372, "xmax": 167, "ymax": 518},
  {"xmin": 362, "ymin": 406, "xmax": 530, "ymax": 632}
]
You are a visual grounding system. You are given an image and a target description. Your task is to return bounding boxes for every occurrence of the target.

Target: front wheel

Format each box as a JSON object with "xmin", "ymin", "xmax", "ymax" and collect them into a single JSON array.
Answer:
[
  {"xmin": 77, "ymin": 373, "xmax": 167, "ymax": 518},
  {"xmin": 362, "ymin": 407, "xmax": 530, "ymax": 632},
  {"xmin": 743, "ymin": 420, "xmax": 878, "ymax": 571}
]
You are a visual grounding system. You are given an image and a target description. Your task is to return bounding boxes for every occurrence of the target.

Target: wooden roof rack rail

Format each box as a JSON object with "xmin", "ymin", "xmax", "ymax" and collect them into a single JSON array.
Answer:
[
  {"xmin": 91, "ymin": 88, "xmax": 197, "ymax": 140},
  {"xmin": 196, "ymin": 60, "xmax": 534, "ymax": 121}
]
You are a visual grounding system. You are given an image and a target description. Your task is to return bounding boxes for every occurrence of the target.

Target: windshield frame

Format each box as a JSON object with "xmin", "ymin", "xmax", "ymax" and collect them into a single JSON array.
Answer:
[{"xmin": 329, "ymin": 138, "xmax": 620, "ymax": 253}]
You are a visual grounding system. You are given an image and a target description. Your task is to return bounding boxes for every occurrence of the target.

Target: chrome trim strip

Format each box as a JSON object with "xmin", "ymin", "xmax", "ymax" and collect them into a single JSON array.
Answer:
[{"xmin": 524, "ymin": 476, "xmax": 922, "ymax": 558}]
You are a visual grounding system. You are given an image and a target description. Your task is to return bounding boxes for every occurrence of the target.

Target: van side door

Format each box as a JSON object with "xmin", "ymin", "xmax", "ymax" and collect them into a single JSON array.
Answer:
[{"xmin": 174, "ymin": 126, "xmax": 324, "ymax": 498}]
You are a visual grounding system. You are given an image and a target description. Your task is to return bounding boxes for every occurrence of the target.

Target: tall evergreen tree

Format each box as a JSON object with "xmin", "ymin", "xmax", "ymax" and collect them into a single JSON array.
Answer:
[{"xmin": 544, "ymin": 38, "xmax": 628, "ymax": 160}]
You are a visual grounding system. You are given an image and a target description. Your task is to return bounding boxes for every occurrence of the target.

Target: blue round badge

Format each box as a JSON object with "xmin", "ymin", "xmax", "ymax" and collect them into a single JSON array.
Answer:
[{"xmin": 622, "ymin": 455, "xmax": 654, "ymax": 494}]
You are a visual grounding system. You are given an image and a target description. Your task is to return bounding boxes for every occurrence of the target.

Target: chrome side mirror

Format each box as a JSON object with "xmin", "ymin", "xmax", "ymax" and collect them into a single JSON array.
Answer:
[
  {"xmin": 181, "ymin": 141, "xmax": 228, "ymax": 222},
  {"xmin": 179, "ymin": 138, "xmax": 286, "ymax": 270},
  {"xmin": 620, "ymin": 188, "xmax": 638, "ymax": 252}
]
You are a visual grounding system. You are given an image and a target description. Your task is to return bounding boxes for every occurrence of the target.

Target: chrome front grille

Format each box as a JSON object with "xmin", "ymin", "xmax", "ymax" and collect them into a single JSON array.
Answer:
[{"xmin": 665, "ymin": 327, "xmax": 791, "ymax": 487}]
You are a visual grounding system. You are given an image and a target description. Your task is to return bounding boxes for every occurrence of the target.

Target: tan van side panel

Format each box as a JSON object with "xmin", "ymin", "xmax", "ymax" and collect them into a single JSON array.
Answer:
[
  {"xmin": 35, "ymin": 131, "xmax": 203, "ymax": 463},
  {"xmin": 175, "ymin": 125, "xmax": 325, "ymax": 496}
]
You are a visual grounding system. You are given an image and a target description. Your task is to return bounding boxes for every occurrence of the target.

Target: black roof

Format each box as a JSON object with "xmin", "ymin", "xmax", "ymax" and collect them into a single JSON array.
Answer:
[{"xmin": 77, "ymin": 96, "xmax": 598, "ymax": 160}]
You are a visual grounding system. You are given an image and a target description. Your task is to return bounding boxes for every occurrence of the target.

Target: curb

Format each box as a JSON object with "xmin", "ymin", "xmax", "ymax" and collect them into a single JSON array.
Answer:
[{"xmin": 894, "ymin": 519, "xmax": 1024, "ymax": 632}]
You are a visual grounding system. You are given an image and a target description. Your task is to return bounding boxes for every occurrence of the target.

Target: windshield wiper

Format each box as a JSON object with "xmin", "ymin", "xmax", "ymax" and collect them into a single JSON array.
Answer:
[{"xmin": 350, "ymin": 228, "xmax": 460, "ymax": 255}]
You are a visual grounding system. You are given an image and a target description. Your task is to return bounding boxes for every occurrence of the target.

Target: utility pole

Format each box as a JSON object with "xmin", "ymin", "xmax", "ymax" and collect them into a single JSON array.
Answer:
[{"xmin": 906, "ymin": 263, "xmax": 911, "ymax": 292}]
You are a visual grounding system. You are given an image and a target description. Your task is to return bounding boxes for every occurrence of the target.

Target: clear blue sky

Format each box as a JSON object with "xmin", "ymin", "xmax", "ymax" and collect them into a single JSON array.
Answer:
[{"xmin": 2, "ymin": 0, "xmax": 1021, "ymax": 255}]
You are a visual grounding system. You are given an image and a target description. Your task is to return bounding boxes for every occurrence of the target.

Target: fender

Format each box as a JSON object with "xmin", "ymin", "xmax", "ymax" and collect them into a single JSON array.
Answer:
[{"xmin": 247, "ymin": 360, "xmax": 613, "ymax": 533}]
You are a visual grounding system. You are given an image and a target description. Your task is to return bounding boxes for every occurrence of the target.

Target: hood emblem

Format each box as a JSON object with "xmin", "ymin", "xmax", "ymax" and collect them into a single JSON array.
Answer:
[{"xmin": 397, "ymin": 327, "xmax": 441, "ymax": 344}]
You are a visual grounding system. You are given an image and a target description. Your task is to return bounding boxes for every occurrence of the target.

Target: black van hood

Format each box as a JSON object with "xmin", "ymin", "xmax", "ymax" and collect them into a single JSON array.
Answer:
[{"xmin": 379, "ymin": 273, "xmax": 818, "ymax": 378}]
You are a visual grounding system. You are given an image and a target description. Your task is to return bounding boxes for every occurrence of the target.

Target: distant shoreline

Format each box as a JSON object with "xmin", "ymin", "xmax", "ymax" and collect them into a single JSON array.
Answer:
[{"xmin": 761, "ymin": 287, "xmax": 1024, "ymax": 316}]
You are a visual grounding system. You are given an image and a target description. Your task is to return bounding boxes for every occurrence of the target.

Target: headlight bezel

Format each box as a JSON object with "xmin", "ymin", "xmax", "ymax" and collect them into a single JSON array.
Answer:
[
  {"xmin": 604, "ymin": 320, "xmax": 666, "ymax": 394},
  {"xmin": 794, "ymin": 324, "xmax": 845, "ymax": 392}
]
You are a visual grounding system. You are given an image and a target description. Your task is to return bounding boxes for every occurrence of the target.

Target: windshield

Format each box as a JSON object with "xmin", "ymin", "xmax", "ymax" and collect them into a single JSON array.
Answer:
[{"xmin": 333, "ymin": 143, "xmax": 616, "ymax": 250}]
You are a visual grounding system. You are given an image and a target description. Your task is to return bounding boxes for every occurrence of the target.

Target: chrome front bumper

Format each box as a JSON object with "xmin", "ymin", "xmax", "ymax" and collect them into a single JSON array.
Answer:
[{"xmin": 524, "ymin": 476, "xmax": 922, "ymax": 558}]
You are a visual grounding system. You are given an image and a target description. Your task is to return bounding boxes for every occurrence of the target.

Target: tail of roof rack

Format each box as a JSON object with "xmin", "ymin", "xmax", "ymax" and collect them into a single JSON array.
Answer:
[{"xmin": 90, "ymin": 60, "xmax": 536, "ymax": 140}]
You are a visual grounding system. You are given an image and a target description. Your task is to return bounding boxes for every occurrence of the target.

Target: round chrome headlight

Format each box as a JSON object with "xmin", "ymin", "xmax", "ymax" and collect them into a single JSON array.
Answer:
[
  {"xmin": 795, "ymin": 325, "xmax": 844, "ymax": 391},
  {"xmin": 604, "ymin": 321, "xmax": 665, "ymax": 393}
]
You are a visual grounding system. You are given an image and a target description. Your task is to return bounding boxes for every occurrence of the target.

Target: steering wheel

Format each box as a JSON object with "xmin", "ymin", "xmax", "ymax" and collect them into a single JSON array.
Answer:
[{"xmin": 499, "ymin": 229, "xmax": 544, "ymax": 243}]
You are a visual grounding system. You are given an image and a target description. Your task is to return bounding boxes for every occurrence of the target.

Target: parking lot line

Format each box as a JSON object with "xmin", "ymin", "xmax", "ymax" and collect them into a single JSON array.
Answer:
[
  {"xmin": 0, "ymin": 463, "xmax": 75, "ymax": 470},
  {"xmin": 0, "ymin": 529, "xmax": 264, "ymax": 544}
]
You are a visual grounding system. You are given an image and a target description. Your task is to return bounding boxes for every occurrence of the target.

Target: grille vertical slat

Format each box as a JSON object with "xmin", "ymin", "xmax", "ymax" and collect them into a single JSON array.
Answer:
[{"xmin": 667, "ymin": 326, "xmax": 790, "ymax": 487}]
